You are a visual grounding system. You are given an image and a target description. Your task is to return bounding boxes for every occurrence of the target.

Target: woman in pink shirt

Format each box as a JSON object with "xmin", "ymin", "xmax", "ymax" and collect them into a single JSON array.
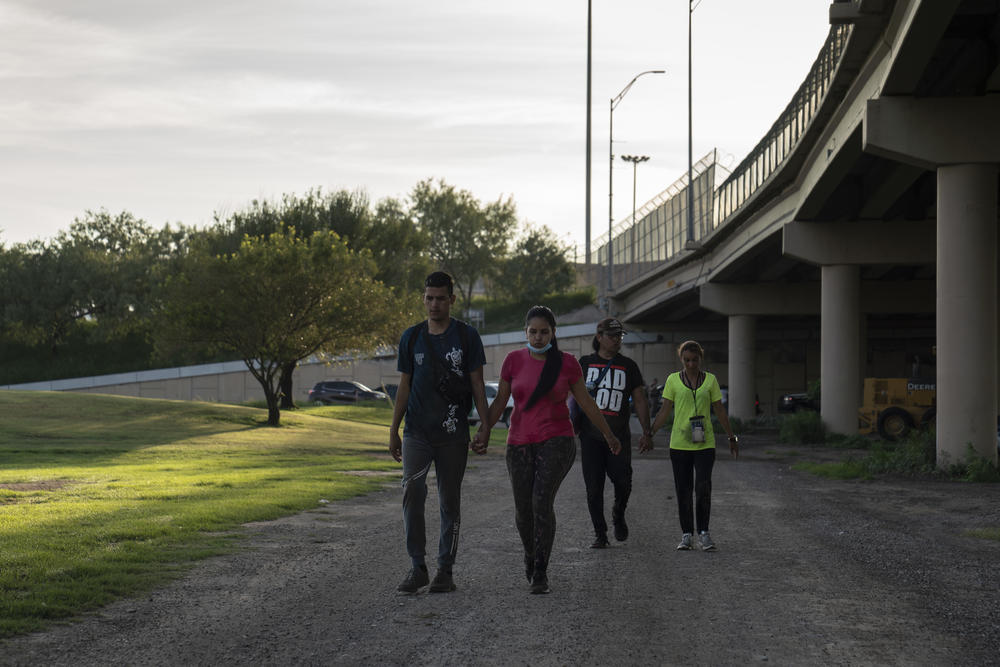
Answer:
[{"xmin": 478, "ymin": 306, "xmax": 621, "ymax": 594}]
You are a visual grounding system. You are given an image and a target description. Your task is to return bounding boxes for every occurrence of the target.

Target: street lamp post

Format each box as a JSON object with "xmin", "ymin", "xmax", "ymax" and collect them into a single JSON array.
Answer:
[
  {"xmin": 585, "ymin": 0, "xmax": 592, "ymax": 266},
  {"xmin": 621, "ymin": 154, "xmax": 650, "ymax": 268},
  {"xmin": 608, "ymin": 69, "xmax": 664, "ymax": 296},
  {"xmin": 686, "ymin": 0, "xmax": 703, "ymax": 249}
]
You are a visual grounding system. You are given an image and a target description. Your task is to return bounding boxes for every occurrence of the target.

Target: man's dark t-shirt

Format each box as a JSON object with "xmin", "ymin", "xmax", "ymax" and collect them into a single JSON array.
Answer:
[
  {"xmin": 397, "ymin": 318, "xmax": 486, "ymax": 443},
  {"xmin": 577, "ymin": 352, "xmax": 645, "ymax": 440}
]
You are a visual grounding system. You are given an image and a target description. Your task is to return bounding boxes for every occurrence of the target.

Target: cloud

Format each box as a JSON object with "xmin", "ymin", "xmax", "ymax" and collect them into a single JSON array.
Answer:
[{"xmin": 0, "ymin": 0, "xmax": 832, "ymax": 248}]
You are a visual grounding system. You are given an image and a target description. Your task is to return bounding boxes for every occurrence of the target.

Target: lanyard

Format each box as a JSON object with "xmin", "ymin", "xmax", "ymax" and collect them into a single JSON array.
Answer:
[{"xmin": 681, "ymin": 372, "xmax": 704, "ymax": 412}]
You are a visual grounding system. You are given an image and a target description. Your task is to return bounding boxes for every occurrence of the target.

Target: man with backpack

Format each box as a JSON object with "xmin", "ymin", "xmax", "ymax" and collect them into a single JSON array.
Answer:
[
  {"xmin": 389, "ymin": 271, "xmax": 490, "ymax": 594},
  {"xmin": 576, "ymin": 317, "xmax": 652, "ymax": 548}
]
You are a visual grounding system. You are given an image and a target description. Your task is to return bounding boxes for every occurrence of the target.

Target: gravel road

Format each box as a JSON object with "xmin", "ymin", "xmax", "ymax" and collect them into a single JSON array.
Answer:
[{"xmin": 3, "ymin": 435, "xmax": 999, "ymax": 666}]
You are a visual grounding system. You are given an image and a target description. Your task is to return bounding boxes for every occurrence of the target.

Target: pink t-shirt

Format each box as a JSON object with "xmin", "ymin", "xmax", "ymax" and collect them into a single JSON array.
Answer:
[{"xmin": 500, "ymin": 348, "xmax": 583, "ymax": 446}]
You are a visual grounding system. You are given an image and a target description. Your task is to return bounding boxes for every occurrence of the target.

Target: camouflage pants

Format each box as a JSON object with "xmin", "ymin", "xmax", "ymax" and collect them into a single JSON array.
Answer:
[{"xmin": 505, "ymin": 436, "xmax": 576, "ymax": 576}]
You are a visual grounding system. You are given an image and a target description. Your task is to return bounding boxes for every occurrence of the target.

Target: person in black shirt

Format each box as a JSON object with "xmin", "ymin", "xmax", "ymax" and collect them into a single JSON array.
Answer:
[
  {"xmin": 389, "ymin": 272, "xmax": 490, "ymax": 594},
  {"xmin": 576, "ymin": 318, "xmax": 652, "ymax": 548}
]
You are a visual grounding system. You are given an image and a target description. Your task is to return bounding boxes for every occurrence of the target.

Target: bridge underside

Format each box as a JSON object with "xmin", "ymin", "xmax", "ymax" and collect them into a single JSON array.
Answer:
[{"xmin": 610, "ymin": 0, "xmax": 1000, "ymax": 466}]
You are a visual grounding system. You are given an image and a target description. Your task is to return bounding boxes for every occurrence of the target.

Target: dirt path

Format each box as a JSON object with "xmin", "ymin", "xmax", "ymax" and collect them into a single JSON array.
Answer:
[{"xmin": 3, "ymin": 436, "xmax": 999, "ymax": 666}]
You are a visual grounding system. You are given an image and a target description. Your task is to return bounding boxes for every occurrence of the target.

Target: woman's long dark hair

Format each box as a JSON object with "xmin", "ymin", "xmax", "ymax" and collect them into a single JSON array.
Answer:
[{"xmin": 524, "ymin": 306, "xmax": 563, "ymax": 410}]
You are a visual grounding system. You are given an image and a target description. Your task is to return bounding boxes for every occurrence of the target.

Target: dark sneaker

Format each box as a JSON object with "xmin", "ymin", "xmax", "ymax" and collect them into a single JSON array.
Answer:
[
  {"xmin": 699, "ymin": 531, "xmax": 717, "ymax": 552},
  {"xmin": 676, "ymin": 533, "xmax": 694, "ymax": 550},
  {"xmin": 396, "ymin": 566, "xmax": 429, "ymax": 593},
  {"xmin": 428, "ymin": 569, "xmax": 456, "ymax": 593},
  {"xmin": 590, "ymin": 534, "xmax": 610, "ymax": 549},
  {"xmin": 612, "ymin": 512, "xmax": 629, "ymax": 542},
  {"xmin": 530, "ymin": 573, "xmax": 550, "ymax": 594}
]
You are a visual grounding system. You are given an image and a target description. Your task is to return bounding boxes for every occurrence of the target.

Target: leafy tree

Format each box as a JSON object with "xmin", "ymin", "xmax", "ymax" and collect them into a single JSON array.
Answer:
[
  {"xmin": 60, "ymin": 210, "xmax": 182, "ymax": 338},
  {"xmin": 0, "ymin": 210, "xmax": 174, "ymax": 354},
  {"xmin": 369, "ymin": 197, "xmax": 434, "ymax": 294},
  {"xmin": 208, "ymin": 189, "xmax": 431, "ymax": 407},
  {"xmin": 495, "ymin": 225, "xmax": 576, "ymax": 304},
  {"xmin": 213, "ymin": 188, "xmax": 432, "ymax": 293},
  {"xmin": 156, "ymin": 229, "xmax": 412, "ymax": 425},
  {"xmin": 409, "ymin": 179, "xmax": 517, "ymax": 309}
]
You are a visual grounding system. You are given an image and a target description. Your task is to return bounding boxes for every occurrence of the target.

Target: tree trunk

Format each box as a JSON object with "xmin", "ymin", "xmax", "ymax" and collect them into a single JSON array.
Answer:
[
  {"xmin": 261, "ymin": 385, "xmax": 282, "ymax": 426},
  {"xmin": 266, "ymin": 394, "xmax": 282, "ymax": 426},
  {"xmin": 458, "ymin": 284, "xmax": 472, "ymax": 319},
  {"xmin": 279, "ymin": 361, "xmax": 296, "ymax": 410}
]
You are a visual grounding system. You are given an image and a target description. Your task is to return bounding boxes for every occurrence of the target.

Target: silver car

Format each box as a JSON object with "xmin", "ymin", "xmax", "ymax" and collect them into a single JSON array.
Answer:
[{"xmin": 468, "ymin": 381, "xmax": 513, "ymax": 427}]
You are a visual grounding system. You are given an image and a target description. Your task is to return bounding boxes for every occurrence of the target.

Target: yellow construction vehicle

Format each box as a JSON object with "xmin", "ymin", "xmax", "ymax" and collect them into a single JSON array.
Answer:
[{"xmin": 858, "ymin": 378, "xmax": 936, "ymax": 440}]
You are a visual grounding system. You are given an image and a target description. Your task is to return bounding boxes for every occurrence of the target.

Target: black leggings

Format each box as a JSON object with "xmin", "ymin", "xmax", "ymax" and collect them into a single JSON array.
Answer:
[
  {"xmin": 669, "ymin": 447, "xmax": 716, "ymax": 534},
  {"xmin": 580, "ymin": 432, "xmax": 632, "ymax": 535},
  {"xmin": 505, "ymin": 436, "xmax": 576, "ymax": 576}
]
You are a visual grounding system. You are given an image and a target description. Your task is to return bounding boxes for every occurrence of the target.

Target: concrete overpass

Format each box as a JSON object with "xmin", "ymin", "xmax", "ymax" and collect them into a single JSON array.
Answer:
[{"xmin": 602, "ymin": 0, "xmax": 1000, "ymax": 466}]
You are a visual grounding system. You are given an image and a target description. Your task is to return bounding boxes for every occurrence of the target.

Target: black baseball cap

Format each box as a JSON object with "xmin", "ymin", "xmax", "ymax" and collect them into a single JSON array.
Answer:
[{"xmin": 597, "ymin": 317, "xmax": 626, "ymax": 335}]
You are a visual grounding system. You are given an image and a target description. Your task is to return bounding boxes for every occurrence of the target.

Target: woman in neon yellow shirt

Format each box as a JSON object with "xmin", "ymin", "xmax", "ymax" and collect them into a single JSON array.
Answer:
[{"xmin": 643, "ymin": 340, "xmax": 738, "ymax": 551}]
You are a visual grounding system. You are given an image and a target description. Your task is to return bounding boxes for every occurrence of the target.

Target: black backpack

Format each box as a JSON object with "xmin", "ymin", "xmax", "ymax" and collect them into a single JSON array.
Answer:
[{"xmin": 407, "ymin": 319, "xmax": 472, "ymax": 408}]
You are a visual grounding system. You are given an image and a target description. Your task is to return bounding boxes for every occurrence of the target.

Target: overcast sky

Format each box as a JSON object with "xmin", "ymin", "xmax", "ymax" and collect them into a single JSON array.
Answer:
[{"xmin": 0, "ymin": 1, "xmax": 831, "ymax": 253}]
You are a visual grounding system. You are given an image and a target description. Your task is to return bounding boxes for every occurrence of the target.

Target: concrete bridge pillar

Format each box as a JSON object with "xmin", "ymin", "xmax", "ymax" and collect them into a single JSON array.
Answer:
[
  {"xmin": 821, "ymin": 264, "xmax": 861, "ymax": 434},
  {"xmin": 728, "ymin": 315, "xmax": 757, "ymax": 420},
  {"xmin": 936, "ymin": 164, "xmax": 998, "ymax": 465},
  {"xmin": 864, "ymin": 96, "xmax": 1000, "ymax": 466}
]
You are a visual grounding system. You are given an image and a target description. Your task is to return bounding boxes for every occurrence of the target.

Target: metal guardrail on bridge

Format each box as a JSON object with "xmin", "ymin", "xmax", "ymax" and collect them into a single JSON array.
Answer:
[{"xmin": 592, "ymin": 23, "xmax": 852, "ymax": 291}]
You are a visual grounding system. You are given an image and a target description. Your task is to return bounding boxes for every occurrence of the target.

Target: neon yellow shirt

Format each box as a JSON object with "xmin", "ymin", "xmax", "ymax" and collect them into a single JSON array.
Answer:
[{"xmin": 662, "ymin": 371, "xmax": 723, "ymax": 450}]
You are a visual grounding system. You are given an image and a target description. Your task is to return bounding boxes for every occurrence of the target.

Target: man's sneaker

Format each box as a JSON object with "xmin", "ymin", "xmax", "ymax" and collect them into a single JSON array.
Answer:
[
  {"xmin": 396, "ymin": 566, "xmax": 429, "ymax": 593},
  {"xmin": 612, "ymin": 511, "xmax": 629, "ymax": 542},
  {"xmin": 699, "ymin": 531, "xmax": 717, "ymax": 552},
  {"xmin": 676, "ymin": 533, "xmax": 694, "ymax": 550},
  {"xmin": 590, "ymin": 534, "xmax": 610, "ymax": 549},
  {"xmin": 530, "ymin": 573, "xmax": 550, "ymax": 594},
  {"xmin": 428, "ymin": 569, "xmax": 456, "ymax": 593}
]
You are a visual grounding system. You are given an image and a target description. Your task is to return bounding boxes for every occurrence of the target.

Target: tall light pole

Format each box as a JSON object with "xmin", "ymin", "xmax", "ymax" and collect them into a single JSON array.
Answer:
[
  {"xmin": 608, "ymin": 69, "xmax": 664, "ymax": 295},
  {"xmin": 622, "ymin": 154, "xmax": 650, "ymax": 267},
  {"xmin": 585, "ymin": 0, "xmax": 592, "ymax": 266},
  {"xmin": 686, "ymin": 0, "xmax": 701, "ymax": 249}
]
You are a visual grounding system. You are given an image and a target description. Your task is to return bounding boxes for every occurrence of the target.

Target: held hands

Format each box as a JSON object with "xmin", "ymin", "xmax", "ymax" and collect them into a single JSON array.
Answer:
[
  {"xmin": 470, "ymin": 428, "xmax": 490, "ymax": 455},
  {"xmin": 638, "ymin": 432, "xmax": 654, "ymax": 453},
  {"xmin": 389, "ymin": 431, "xmax": 402, "ymax": 462}
]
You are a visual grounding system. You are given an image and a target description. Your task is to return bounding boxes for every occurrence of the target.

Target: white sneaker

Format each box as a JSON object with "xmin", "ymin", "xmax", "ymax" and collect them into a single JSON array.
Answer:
[
  {"xmin": 676, "ymin": 533, "xmax": 693, "ymax": 550},
  {"xmin": 699, "ymin": 531, "xmax": 717, "ymax": 551}
]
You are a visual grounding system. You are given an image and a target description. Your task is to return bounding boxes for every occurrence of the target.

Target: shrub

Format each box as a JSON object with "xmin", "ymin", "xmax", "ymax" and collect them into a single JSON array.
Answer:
[
  {"xmin": 806, "ymin": 378, "xmax": 821, "ymax": 403},
  {"xmin": 727, "ymin": 415, "xmax": 781, "ymax": 434},
  {"xmin": 473, "ymin": 287, "xmax": 596, "ymax": 334},
  {"xmin": 863, "ymin": 432, "xmax": 937, "ymax": 476},
  {"xmin": 946, "ymin": 444, "xmax": 1000, "ymax": 483},
  {"xmin": 826, "ymin": 432, "xmax": 874, "ymax": 449},
  {"xmin": 779, "ymin": 410, "xmax": 826, "ymax": 444}
]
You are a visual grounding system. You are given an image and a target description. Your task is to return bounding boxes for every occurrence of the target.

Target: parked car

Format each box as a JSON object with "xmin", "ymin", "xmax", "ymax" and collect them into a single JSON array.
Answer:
[
  {"xmin": 308, "ymin": 380, "xmax": 389, "ymax": 404},
  {"xmin": 778, "ymin": 392, "xmax": 819, "ymax": 413},
  {"xmin": 376, "ymin": 383, "xmax": 398, "ymax": 401},
  {"xmin": 468, "ymin": 381, "xmax": 514, "ymax": 427}
]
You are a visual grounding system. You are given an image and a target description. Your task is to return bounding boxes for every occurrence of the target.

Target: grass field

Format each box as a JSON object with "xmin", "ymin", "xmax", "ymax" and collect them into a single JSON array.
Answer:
[{"xmin": 0, "ymin": 391, "xmax": 420, "ymax": 637}]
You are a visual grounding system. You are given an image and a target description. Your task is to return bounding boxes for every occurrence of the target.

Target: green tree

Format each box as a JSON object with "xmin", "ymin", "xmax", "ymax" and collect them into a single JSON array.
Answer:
[
  {"xmin": 208, "ymin": 189, "xmax": 431, "ymax": 406},
  {"xmin": 213, "ymin": 188, "xmax": 432, "ymax": 293},
  {"xmin": 60, "ymin": 210, "xmax": 181, "ymax": 339},
  {"xmin": 156, "ymin": 229, "xmax": 412, "ymax": 426},
  {"xmin": 409, "ymin": 179, "xmax": 517, "ymax": 309},
  {"xmin": 495, "ymin": 225, "xmax": 576, "ymax": 304},
  {"xmin": 0, "ymin": 239, "xmax": 99, "ymax": 352},
  {"xmin": 369, "ymin": 196, "xmax": 434, "ymax": 294},
  {"xmin": 0, "ymin": 210, "xmax": 175, "ymax": 354}
]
